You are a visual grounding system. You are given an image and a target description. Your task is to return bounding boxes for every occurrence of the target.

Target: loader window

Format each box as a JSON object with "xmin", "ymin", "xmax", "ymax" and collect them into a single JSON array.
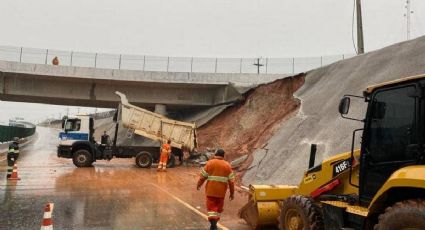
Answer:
[
  {"xmin": 366, "ymin": 86, "xmax": 417, "ymax": 162},
  {"xmin": 361, "ymin": 85, "xmax": 418, "ymax": 202}
]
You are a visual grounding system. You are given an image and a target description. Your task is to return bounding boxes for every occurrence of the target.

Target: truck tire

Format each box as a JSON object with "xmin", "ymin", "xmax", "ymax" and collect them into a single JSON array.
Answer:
[
  {"xmin": 279, "ymin": 195, "xmax": 324, "ymax": 230},
  {"xmin": 167, "ymin": 154, "xmax": 176, "ymax": 168},
  {"xmin": 374, "ymin": 199, "xmax": 425, "ymax": 230},
  {"xmin": 72, "ymin": 149, "xmax": 93, "ymax": 167},
  {"xmin": 135, "ymin": 151, "xmax": 153, "ymax": 168}
]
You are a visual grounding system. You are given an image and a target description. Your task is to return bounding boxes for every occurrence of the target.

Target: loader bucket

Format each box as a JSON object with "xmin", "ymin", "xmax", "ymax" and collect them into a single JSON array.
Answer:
[{"xmin": 238, "ymin": 185, "xmax": 298, "ymax": 229}]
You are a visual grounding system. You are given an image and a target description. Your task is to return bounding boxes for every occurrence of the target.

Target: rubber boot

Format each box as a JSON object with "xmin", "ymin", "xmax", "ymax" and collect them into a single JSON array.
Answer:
[{"xmin": 209, "ymin": 220, "xmax": 218, "ymax": 230}]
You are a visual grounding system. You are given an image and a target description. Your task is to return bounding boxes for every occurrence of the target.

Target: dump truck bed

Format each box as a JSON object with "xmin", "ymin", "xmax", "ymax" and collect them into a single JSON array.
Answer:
[{"xmin": 116, "ymin": 91, "xmax": 197, "ymax": 151}]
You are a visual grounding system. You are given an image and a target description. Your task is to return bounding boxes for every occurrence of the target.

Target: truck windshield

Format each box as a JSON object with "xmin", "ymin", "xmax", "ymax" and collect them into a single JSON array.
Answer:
[{"xmin": 65, "ymin": 119, "xmax": 81, "ymax": 131}]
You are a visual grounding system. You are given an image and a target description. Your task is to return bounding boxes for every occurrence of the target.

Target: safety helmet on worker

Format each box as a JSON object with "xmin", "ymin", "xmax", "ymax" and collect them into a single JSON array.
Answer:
[{"xmin": 13, "ymin": 137, "xmax": 19, "ymax": 142}]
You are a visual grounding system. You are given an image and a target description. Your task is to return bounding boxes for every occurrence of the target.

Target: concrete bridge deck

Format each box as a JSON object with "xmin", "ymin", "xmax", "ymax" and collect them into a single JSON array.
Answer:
[{"xmin": 0, "ymin": 60, "xmax": 286, "ymax": 110}]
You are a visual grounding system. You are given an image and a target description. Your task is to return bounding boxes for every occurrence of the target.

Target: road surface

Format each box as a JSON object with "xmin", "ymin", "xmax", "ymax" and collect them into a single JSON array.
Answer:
[{"xmin": 0, "ymin": 127, "xmax": 251, "ymax": 230}]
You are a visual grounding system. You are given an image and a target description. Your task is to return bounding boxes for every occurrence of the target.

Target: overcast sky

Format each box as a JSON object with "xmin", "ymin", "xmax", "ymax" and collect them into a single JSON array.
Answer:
[{"xmin": 0, "ymin": 0, "xmax": 424, "ymax": 123}]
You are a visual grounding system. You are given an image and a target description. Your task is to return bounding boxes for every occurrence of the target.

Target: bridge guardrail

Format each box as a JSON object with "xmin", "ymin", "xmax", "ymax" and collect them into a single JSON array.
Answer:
[{"xmin": 0, "ymin": 46, "xmax": 355, "ymax": 74}]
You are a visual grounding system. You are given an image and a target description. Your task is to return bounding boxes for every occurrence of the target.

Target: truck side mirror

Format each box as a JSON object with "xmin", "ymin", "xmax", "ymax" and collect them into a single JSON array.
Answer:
[
  {"xmin": 339, "ymin": 97, "xmax": 350, "ymax": 115},
  {"xmin": 113, "ymin": 109, "xmax": 118, "ymax": 122}
]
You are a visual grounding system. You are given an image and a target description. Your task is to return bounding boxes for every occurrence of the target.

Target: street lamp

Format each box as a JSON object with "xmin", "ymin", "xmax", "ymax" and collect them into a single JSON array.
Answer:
[{"xmin": 253, "ymin": 58, "xmax": 264, "ymax": 74}]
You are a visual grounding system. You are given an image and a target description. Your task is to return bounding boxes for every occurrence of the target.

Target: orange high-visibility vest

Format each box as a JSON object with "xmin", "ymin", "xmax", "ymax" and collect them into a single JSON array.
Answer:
[
  {"xmin": 198, "ymin": 156, "xmax": 235, "ymax": 198},
  {"xmin": 161, "ymin": 143, "xmax": 171, "ymax": 156}
]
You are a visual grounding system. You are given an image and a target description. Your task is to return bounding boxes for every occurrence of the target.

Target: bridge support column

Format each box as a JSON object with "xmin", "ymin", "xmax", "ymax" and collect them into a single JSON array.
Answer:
[{"xmin": 154, "ymin": 104, "xmax": 167, "ymax": 116}]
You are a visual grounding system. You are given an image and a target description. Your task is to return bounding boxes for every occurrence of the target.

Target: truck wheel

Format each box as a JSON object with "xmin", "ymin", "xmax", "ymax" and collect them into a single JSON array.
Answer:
[
  {"xmin": 73, "ymin": 150, "xmax": 93, "ymax": 167},
  {"xmin": 374, "ymin": 199, "xmax": 425, "ymax": 230},
  {"xmin": 135, "ymin": 151, "xmax": 153, "ymax": 168},
  {"xmin": 278, "ymin": 195, "xmax": 324, "ymax": 230},
  {"xmin": 167, "ymin": 154, "xmax": 176, "ymax": 168}
]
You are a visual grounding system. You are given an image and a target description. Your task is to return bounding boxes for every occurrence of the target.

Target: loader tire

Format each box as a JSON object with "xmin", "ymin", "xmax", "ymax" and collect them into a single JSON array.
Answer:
[
  {"xmin": 73, "ymin": 149, "xmax": 93, "ymax": 167},
  {"xmin": 135, "ymin": 151, "xmax": 153, "ymax": 168},
  {"xmin": 279, "ymin": 195, "xmax": 324, "ymax": 230},
  {"xmin": 374, "ymin": 199, "xmax": 425, "ymax": 230}
]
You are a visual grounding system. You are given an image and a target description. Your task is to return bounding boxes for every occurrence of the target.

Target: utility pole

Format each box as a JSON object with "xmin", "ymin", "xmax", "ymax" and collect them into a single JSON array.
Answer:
[
  {"xmin": 253, "ymin": 58, "xmax": 264, "ymax": 74},
  {"xmin": 356, "ymin": 0, "xmax": 365, "ymax": 54}
]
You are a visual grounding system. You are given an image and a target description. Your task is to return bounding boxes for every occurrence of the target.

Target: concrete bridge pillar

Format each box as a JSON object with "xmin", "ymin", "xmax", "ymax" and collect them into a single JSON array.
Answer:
[{"xmin": 154, "ymin": 104, "xmax": 167, "ymax": 116}]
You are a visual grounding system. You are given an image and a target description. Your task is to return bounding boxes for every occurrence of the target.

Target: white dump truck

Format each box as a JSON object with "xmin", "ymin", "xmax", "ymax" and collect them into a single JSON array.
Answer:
[{"xmin": 57, "ymin": 91, "xmax": 197, "ymax": 168}]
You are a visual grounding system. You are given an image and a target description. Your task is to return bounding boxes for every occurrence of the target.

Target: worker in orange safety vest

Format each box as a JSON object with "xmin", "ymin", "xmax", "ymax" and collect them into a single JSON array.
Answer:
[
  {"xmin": 197, "ymin": 149, "xmax": 235, "ymax": 230},
  {"xmin": 157, "ymin": 139, "xmax": 172, "ymax": 172}
]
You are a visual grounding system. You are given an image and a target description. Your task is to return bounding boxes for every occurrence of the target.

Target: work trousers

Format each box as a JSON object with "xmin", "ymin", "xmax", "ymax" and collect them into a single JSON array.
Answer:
[
  {"xmin": 6, "ymin": 153, "xmax": 17, "ymax": 178},
  {"xmin": 158, "ymin": 153, "xmax": 169, "ymax": 170},
  {"xmin": 206, "ymin": 196, "xmax": 225, "ymax": 221}
]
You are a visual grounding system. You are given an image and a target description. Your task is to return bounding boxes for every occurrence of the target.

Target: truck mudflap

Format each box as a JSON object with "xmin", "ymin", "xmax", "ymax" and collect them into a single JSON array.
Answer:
[{"xmin": 57, "ymin": 145, "xmax": 72, "ymax": 158}]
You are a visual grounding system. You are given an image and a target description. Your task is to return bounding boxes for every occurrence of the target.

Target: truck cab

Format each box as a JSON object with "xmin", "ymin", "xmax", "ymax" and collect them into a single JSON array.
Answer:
[{"xmin": 57, "ymin": 115, "xmax": 95, "ymax": 161}]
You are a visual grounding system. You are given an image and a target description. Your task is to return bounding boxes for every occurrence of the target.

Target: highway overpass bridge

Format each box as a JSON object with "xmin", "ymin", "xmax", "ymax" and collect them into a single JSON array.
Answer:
[{"xmin": 0, "ymin": 60, "xmax": 287, "ymax": 120}]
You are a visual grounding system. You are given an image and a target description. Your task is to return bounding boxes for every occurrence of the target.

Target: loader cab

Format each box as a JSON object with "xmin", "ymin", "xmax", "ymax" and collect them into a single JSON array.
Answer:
[{"xmin": 341, "ymin": 79, "xmax": 424, "ymax": 206}]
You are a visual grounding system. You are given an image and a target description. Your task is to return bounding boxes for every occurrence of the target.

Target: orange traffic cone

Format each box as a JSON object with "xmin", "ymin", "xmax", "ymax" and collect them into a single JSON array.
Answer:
[
  {"xmin": 41, "ymin": 203, "xmax": 54, "ymax": 230},
  {"xmin": 8, "ymin": 163, "xmax": 20, "ymax": 180}
]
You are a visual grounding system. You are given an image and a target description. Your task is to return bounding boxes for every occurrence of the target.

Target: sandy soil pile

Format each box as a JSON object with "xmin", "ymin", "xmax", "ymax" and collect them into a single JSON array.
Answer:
[
  {"xmin": 243, "ymin": 35, "xmax": 425, "ymax": 185},
  {"xmin": 197, "ymin": 74, "xmax": 304, "ymax": 162}
]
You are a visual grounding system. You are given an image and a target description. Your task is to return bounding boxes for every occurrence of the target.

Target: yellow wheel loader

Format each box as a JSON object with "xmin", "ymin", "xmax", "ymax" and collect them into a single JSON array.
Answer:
[{"xmin": 240, "ymin": 74, "xmax": 425, "ymax": 229}]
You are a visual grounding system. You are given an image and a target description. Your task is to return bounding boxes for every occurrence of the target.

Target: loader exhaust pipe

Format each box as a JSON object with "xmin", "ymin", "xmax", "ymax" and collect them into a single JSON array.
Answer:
[{"xmin": 308, "ymin": 144, "xmax": 317, "ymax": 169}]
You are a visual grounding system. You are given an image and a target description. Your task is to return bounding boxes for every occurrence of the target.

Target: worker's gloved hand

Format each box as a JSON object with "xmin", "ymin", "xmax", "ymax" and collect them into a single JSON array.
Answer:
[{"xmin": 229, "ymin": 193, "xmax": 234, "ymax": 201}]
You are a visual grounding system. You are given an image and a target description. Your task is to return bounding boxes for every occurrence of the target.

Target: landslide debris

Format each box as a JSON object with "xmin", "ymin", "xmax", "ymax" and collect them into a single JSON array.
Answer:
[
  {"xmin": 196, "ymin": 74, "xmax": 305, "ymax": 165},
  {"xmin": 243, "ymin": 35, "xmax": 425, "ymax": 186}
]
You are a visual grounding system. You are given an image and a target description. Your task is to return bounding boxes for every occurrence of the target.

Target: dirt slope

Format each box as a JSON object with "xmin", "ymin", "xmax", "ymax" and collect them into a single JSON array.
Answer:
[
  {"xmin": 197, "ymin": 75, "xmax": 304, "ymax": 162},
  {"xmin": 243, "ymin": 35, "xmax": 425, "ymax": 185}
]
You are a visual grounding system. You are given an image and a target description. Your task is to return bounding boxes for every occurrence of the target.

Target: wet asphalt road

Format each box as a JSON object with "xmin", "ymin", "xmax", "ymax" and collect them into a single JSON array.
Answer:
[{"xmin": 0, "ymin": 127, "xmax": 251, "ymax": 230}]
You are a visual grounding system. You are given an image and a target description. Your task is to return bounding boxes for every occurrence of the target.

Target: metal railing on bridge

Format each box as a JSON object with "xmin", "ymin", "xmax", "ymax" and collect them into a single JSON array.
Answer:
[{"xmin": 0, "ymin": 46, "xmax": 355, "ymax": 74}]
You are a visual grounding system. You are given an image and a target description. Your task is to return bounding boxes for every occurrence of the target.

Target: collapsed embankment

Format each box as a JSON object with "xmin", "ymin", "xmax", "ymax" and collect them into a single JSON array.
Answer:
[
  {"xmin": 242, "ymin": 35, "xmax": 425, "ymax": 185},
  {"xmin": 196, "ymin": 75, "xmax": 305, "ymax": 163},
  {"xmin": 49, "ymin": 35, "xmax": 425, "ymax": 188}
]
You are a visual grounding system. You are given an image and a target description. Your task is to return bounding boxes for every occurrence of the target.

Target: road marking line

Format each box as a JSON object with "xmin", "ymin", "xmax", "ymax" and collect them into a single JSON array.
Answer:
[
  {"xmin": 184, "ymin": 172, "xmax": 198, "ymax": 177},
  {"xmin": 151, "ymin": 183, "xmax": 229, "ymax": 230}
]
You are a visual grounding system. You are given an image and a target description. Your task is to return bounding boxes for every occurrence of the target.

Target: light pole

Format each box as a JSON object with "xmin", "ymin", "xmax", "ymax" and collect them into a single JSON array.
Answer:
[
  {"xmin": 356, "ymin": 0, "xmax": 365, "ymax": 54},
  {"xmin": 253, "ymin": 58, "xmax": 264, "ymax": 74},
  {"xmin": 404, "ymin": 0, "xmax": 414, "ymax": 40}
]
